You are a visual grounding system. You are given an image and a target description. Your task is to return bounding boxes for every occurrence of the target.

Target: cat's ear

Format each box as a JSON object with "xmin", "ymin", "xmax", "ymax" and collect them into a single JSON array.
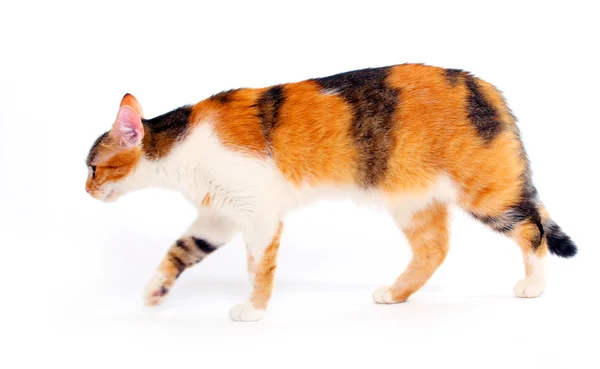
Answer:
[
  {"xmin": 120, "ymin": 93, "xmax": 144, "ymax": 118},
  {"xmin": 111, "ymin": 105, "xmax": 144, "ymax": 148}
]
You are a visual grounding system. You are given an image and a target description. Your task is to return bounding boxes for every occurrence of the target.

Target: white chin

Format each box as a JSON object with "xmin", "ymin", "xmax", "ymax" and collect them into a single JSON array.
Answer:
[{"xmin": 103, "ymin": 190, "xmax": 119, "ymax": 202}]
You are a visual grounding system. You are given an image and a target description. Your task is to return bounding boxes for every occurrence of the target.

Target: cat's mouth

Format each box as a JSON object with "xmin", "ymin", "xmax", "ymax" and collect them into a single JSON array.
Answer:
[{"xmin": 91, "ymin": 188, "xmax": 117, "ymax": 202}]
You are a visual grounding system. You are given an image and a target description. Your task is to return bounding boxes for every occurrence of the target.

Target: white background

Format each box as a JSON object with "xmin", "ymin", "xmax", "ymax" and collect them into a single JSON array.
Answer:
[{"xmin": 1, "ymin": 1, "xmax": 598, "ymax": 368}]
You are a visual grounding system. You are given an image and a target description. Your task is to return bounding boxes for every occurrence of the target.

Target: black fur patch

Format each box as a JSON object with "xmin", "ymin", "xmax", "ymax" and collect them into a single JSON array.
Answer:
[
  {"xmin": 192, "ymin": 237, "xmax": 217, "ymax": 254},
  {"xmin": 544, "ymin": 221, "xmax": 578, "ymax": 258},
  {"xmin": 471, "ymin": 187, "xmax": 543, "ymax": 249},
  {"xmin": 470, "ymin": 212, "xmax": 514, "ymax": 233},
  {"xmin": 465, "ymin": 76, "xmax": 503, "ymax": 142},
  {"xmin": 142, "ymin": 105, "xmax": 193, "ymax": 159},
  {"xmin": 257, "ymin": 85, "xmax": 285, "ymax": 144},
  {"xmin": 445, "ymin": 68, "xmax": 464, "ymax": 87},
  {"xmin": 86, "ymin": 131, "xmax": 109, "ymax": 165},
  {"xmin": 143, "ymin": 105, "xmax": 193, "ymax": 135},
  {"xmin": 175, "ymin": 239, "xmax": 190, "ymax": 252},
  {"xmin": 169, "ymin": 254, "xmax": 187, "ymax": 276},
  {"xmin": 312, "ymin": 67, "xmax": 399, "ymax": 187},
  {"xmin": 209, "ymin": 89, "xmax": 239, "ymax": 104}
]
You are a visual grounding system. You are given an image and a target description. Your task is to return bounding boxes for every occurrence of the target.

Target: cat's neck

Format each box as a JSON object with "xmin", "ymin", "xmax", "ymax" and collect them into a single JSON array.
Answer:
[{"xmin": 132, "ymin": 121, "xmax": 218, "ymax": 205}]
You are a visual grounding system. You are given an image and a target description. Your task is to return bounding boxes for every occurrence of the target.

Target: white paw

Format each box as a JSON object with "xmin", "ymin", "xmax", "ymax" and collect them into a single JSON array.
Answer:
[
  {"xmin": 514, "ymin": 278, "xmax": 545, "ymax": 298},
  {"xmin": 372, "ymin": 286, "xmax": 395, "ymax": 304},
  {"xmin": 229, "ymin": 303, "xmax": 265, "ymax": 322},
  {"xmin": 144, "ymin": 272, "xmax": 170, "ymax": 307}
]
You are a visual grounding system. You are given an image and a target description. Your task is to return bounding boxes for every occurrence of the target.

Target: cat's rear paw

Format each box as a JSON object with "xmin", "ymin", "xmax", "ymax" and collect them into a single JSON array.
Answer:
[
  {"xmin": 144, "ymin": 272, "xmax": 172, "ymax": 307},
  {"xmin": 514, "ymin": 278, "xmax": 545, "ymax": 298},
  {"xmin": 229, "ymin": 303, "xmax": 265, "ymax": 322}
]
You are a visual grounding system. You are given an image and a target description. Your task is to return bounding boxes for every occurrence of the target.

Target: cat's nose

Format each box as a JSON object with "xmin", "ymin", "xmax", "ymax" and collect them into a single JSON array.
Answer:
[{"xmin": 85, "ymin": 186, "xmax": 91, "ymax": 193}]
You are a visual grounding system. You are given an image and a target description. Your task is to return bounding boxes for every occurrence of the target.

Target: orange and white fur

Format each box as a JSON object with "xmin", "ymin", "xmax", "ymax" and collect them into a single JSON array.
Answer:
[{"xmin": 85, "ymin": 64, "xmax": 577, "ymax": 322}]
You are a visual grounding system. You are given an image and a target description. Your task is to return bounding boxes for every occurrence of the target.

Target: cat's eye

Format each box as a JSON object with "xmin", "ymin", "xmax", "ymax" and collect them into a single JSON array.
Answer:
[{"xmin": 90, "ymin": 165, "xmax": 96, "ymax": 179}]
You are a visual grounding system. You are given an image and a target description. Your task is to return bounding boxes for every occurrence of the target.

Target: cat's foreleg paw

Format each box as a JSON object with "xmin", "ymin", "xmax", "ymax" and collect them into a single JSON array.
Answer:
[
  {"xmin": 144, "ymin": 272, "xmax": 172, "ymax": 306},
  {"xmin": 229, "ymin": 302, "xmax": 265, "ymax": 322},
  {"xmin": 372, "ymin": 286, "xmax": 396, "ymax": 304}
]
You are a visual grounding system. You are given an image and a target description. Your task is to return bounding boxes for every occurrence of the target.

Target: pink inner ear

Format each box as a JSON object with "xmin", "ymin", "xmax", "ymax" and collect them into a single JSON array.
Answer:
[{"xmin": 114, "ymin": 106, "xmax": 144, "ymax": 147}]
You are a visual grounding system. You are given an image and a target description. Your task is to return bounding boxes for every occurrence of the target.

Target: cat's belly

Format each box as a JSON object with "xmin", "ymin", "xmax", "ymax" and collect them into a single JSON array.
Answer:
[{"xmin": 283, "ymin": 174, "xmax": 459, "ymax": 226}]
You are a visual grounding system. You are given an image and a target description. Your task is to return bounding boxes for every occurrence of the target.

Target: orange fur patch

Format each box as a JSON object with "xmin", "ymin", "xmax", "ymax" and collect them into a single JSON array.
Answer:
[
  {"xmin": 201, "ymin": 193, "xmax": 212, "ymax": 207},
  {"xmin": 250, "ymin": 222, "xmax": 283, "ymax": 310},
  {"xmin": 192, "ymin": 89, "xmax": 269, "ymax": 158},
  {"xmin": 271, "ymin": 81, "xmax": 359, "ymax": 185},
  {"xmin": 513, "ymin": 222, "xmax": 548, "ymax": 265}
]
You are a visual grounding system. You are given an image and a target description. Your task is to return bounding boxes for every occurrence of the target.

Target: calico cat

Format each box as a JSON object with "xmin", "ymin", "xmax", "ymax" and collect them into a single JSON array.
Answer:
[{"xmin": 85, "ymin": 63, "xmax": 577, "ymax": 322}]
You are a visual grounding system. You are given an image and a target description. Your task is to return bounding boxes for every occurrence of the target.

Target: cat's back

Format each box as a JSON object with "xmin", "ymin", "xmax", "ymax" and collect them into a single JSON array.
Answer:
[{"xmin": 200, "ymin": 63, "xmax": 518, "ymax": 195}]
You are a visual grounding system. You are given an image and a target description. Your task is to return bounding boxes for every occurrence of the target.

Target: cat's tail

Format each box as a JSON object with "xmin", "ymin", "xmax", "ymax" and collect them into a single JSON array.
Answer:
[{"xmin": 539, "ymin": 207, "xmax": 578, "ymax": 258}]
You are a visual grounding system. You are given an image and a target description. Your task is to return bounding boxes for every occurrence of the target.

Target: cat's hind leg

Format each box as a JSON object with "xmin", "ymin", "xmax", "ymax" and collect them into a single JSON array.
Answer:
[
  {"xmin": 465, "ymin": 187, "xmax": 559, "ymax": 298},
  {"xmin": 511, "ymin": 219, "xmax": 547, "ymax": 298},
  {"xmin": 374, "ymin": 201, "xmax": 450, "ymax": 304}
]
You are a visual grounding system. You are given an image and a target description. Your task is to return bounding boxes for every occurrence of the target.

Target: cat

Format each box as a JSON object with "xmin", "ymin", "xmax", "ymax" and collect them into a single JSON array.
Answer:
[{"xmin": 85, "ymin": 63, "xmax": 577, "ymax": 322}]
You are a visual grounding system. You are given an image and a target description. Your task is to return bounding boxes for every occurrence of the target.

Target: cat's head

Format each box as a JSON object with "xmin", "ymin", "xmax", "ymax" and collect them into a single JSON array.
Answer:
[{"xmin": 85, "ymin": 94, "xmax": 146, "ymax": 202}]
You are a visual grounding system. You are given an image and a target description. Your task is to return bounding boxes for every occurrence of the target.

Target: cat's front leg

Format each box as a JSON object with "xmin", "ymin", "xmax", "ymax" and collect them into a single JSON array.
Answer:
[
  {"xmin": 144, "ymin": 212, "xmax": 237, "ymax": 306},
  {"xmin": 229, "ymin": 218, "xmax": 283, "ymax": 322}
]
